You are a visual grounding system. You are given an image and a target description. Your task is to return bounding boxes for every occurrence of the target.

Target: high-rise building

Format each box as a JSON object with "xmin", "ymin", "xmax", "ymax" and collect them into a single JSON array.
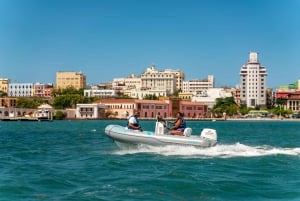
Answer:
[
  {"xmin": 56, "ymin": 71, "xmax": 86, "ymax": 90},
  {"xmin": 240, "ymin": 52, "xmax": 268, "ymax": 107}
]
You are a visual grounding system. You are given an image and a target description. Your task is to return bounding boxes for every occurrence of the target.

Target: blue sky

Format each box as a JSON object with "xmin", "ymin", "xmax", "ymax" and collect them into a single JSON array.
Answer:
[{"xmin": 0, "ymin": 0, "xmax": 299, "ymax": 89}]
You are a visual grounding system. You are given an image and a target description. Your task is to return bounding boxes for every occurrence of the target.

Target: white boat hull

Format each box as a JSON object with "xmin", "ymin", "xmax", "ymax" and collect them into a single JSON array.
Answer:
[{"xmin": 105, "ymin": 124, "xmax": 217, "ymax": 148}]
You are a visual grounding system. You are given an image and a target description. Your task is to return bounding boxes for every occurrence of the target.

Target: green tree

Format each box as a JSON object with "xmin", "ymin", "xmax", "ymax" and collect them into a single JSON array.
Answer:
[
  {"xmin": 239, "ymin": 105, "xmax": 251, "ymax": 115},
  {"xmin": 143, "ymin": 94, "xmax": 159, "ymax": 100},
  {"xmin": 53, "ymin": 94, "xmax": 81, "ymax": 109},
  {"xmin": 55, "ymin": 110, "xmax": 65, "ymax": 120},
  {"xmin": 53, "ymin": 86, "xmax": 83, "ymax": 97},
  {"xmin": 276, "ymin": 98, "xmax": 287, "ymax": 109},
  {"xmin": 171, "ymin": 89, "xmax": 182, "ymax": 97},
  {"xmin": 212, "ymin": 97, "xmax": 238, "ymax": 117},
  {"xmin": 52, "ymin": 89, "xmax": 99, "ymax": 109},
  {"xmin": 16, "ymin": 97, "xmax": 44, "ymax": 109}
]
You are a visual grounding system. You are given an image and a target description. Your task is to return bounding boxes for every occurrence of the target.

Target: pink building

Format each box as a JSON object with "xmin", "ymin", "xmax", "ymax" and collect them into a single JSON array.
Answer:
[
  {"xmin": 179, "ymin": 101, "xmax": 208, "ymax": 118},
  {"xmin": 96, "ymin": 98, "xmax": 209, "ymax": 119},
  {"xmin": 33, "ymin": 83, "xmax": 53, "ymax": 98}
]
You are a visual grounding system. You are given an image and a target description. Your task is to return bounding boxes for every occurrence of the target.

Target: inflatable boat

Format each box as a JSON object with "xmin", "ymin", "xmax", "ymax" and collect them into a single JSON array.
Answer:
[{"xmin": 104, "ymin": 118, "xmax": 217, "ymax": 148}]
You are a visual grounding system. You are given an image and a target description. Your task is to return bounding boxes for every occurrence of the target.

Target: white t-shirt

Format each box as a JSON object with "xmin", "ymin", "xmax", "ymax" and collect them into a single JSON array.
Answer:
[{"xmin": 128, "ymin": 116, "xmax": 138, "ymax": 124}]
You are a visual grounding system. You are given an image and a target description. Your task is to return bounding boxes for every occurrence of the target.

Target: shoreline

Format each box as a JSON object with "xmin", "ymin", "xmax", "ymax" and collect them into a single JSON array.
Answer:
[{"xmin": 1, "ymin": 117, "xmax": 300, "ymax": 122}]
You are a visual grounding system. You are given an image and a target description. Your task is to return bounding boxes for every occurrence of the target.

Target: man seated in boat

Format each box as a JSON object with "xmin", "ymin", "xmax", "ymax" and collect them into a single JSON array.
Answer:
[
  {"xmin": 127, "ymin": 110, "xmax": 143, "ymax": 131},
  {"xmin": 170, "ymin": 112, "xmax": 186, "ymax": 136}
]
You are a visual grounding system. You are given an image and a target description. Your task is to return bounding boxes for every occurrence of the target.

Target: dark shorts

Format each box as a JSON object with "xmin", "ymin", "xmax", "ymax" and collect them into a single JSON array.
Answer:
[{"xmin": 177, "ymin": 128, "xmax": 185, "ymax": 132}]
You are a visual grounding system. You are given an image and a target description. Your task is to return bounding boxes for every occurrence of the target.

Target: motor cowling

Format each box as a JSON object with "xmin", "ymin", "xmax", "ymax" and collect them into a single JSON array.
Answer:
[
  {"xmin": 183, "ymin": 127, "xmax": 192, "ymax": 137},
  {"xmin": 200, "ymin": 128, "xmax": 217, "ymax": 141},
  {"xmin": 155, "ymin": 121, "xmax": 168, "ymax": 134}
]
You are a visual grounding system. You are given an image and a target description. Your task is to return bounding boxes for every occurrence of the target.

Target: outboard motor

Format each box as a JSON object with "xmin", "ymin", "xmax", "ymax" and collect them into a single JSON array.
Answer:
[
  {"xmin": 155, "ymin": 121, "xmax": 168, "ymax": 134},
  {"xmin": 200, "ymin": 128, "xmax": 217, "ymax": 141},
  {"xmin": 155, "ymin": 115, "xmax": 169, "ymax": 135},
  {"xmin": 183, "ymin": 128, "xmax": 192, "ymax": 137}
]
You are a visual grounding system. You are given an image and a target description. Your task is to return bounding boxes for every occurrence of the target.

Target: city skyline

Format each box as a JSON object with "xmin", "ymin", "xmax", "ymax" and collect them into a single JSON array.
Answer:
[{"xmin": 1, "ymin": 0, "xmax": 300, "ymax": 89}]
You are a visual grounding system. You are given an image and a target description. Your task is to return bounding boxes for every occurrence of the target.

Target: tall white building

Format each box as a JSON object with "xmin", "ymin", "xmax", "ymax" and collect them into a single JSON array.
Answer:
[{"xmin": 240, "ymin": 52, "xmax": 268, "ymax": 107}]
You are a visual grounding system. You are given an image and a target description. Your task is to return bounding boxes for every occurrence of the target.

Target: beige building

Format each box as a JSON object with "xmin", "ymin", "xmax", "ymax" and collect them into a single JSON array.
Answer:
[
  {"xmin": 178, "ymin": 92, "xmax": 193, "ymax": 101},
  {"xmin": 56, "ymin": 71, "xmax": 86, "ymax": 90},
  {"xmin": 142, "ymin": 65, "xmax": 185, "ymax": 91},
  {"xmin": 140, "ymin": 65, "xmax": 179, "ymax": 94},
  {"xmin": 112, "ymin": 74, "xmax": 142, "ymax": 91},
  {"xmin": 164, "ymin": 68, "xmax": 185, "ymax": 90},
  {"xmin": 0, "ymin": 78, "xmax": 10, "ymax": 93}
]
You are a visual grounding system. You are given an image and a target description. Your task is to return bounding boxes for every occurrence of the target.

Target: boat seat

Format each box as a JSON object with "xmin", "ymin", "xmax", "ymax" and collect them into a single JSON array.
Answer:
[{"xmin": 183, "ymin": 128, "xmax": 192, "ymax": 137}]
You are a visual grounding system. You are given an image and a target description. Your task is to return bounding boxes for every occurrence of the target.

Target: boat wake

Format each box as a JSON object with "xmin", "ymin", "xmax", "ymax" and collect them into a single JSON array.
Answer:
[{"xmin": 112, "ymin": 143, "xmax": 300, "ymax": 158}]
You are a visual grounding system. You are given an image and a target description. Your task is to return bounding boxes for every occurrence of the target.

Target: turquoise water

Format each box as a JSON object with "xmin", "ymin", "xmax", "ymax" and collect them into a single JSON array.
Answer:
[{"xmin": 0, "ymin": 120, "xmax": 299, "ymax": 201}]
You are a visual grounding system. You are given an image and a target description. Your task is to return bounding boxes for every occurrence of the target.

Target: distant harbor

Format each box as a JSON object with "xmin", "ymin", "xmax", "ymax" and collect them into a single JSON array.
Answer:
[
  {"xmin": 0, "ymin": 105, "xmax": 54, "ymax": 121},
  {"xmin": 0, "ymin": 116, "xmax": 51, "ymax": 121}
]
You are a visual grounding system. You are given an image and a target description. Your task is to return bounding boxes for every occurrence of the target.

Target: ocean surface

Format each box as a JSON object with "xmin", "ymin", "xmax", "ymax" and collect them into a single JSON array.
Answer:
[{"xmin": 0, "ymin": 119, "xmax": 299, "ymax": 201}]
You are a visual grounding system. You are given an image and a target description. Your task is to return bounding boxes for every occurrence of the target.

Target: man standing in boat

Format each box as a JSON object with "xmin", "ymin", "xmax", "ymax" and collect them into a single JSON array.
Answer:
[
  {"xmin": 170, "ymin": 112, "xmax": 186, "ymax": 135},
  {"xmin": 127, "ymin": 110, "xmax": 143, "ymax": 131}
]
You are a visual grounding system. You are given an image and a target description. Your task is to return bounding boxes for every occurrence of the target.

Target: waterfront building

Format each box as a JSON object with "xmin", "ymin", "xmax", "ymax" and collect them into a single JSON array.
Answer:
[
  {"xmin": 97, "ymin": 98, "xmax": 172, "ymax": 119},
  {"xmin": 34, "ymin": 104, "xmax": 54, "ymax": 120},
  {"xmin": 0, "ymin": 97, "xmax": 17, "ymax": 108},
  {"xmin": 9, "ymin": 83, "xmax": 34, "ymax": 97},
  {"xmin": 0, "ymin": 107, "xmax": 34, "ymax": 118},
  {"xmin": 182, "ymin": 75, "xmax": 214, "ymax": 93},
  {"xmin": 75, "ymin": 103, "xmax": 105, "ymax": 119},
  {"xmin": 56, "ymin": 71, "xmax": 86, "ymax": 90},
  {"xmin": 0, "ymin": 78, "xmax": 10, "ymax": 94},
  {"xmin": 239, "ymin": 52, "xmax": 268, "ymax": 108},
  {"xmin": 137, "ymin": 99, "xmax": 170, "ymax": 119},
  {"xmin": 179, "ymin": 101, "xmax": 208, "ymax": 119},
  {"xmin": 96, "ymin": 99, "xmax": 138, "ymax": 119},
  {"xmin": 95, "ymin": 98, "xmax": 209, "ymax": 119}
]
